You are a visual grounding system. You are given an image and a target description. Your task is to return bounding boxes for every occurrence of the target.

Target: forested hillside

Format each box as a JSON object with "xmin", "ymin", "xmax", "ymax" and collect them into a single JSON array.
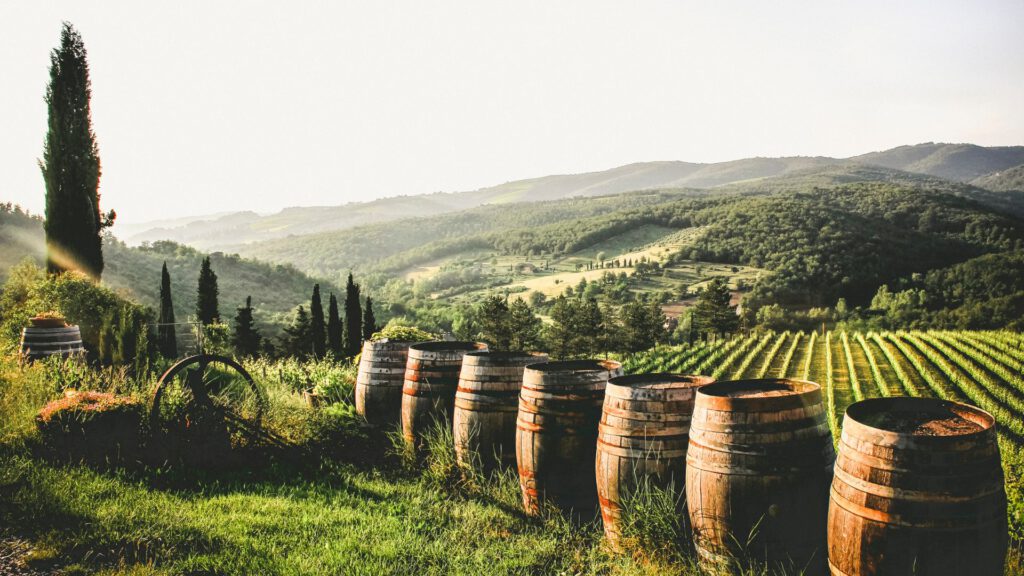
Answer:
[
  {"xmin": 0, "ymin": 206, "xmax": 334, "ymax": 337},
  {"xmin": 238, "ymin": 176, "xmax": 1024, "ymax": 315}
]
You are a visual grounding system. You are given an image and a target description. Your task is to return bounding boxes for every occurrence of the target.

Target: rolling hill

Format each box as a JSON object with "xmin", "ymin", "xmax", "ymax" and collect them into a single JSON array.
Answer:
[
  {"xmin": 120, "ymin": 143, "xmax": 1024, "ymax": 251},
  {"xmin": 0, "ymin": 206, "xmax": 333, "ymax": 338}
]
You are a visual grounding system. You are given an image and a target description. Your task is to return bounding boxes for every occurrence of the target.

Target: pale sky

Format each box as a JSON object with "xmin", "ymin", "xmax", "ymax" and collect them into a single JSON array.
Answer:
[{"xmin": 2, "ymin": 1, "xmax": 1022, "ymax": 223}]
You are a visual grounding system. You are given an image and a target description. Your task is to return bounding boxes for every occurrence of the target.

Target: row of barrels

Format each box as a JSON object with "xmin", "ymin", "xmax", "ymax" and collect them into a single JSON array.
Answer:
[{"xmin": 355, "ymin": 339, "xmax": 1008, "ymax": 575}]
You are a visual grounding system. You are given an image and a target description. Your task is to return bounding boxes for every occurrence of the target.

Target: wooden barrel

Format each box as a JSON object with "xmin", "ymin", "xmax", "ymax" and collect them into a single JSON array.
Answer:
[
  {"xmin": 686, "ymin": 378, "xmax": 834, "ymax": 575},
  {"xmin": 401, "ymin": 341, "xmax": 487, "ymax": 448},
  {"xmin": 828, "ymin": 397, "xmax": 1007, "ymax": 576},
  {"xmin": 516, "ymin": 359, "xmax": 623, "ymax": 517},
  {"xmin": 355, "ymin": 339, "xmax": 412, "ymax": 427},
  {"xmin": 19, "ymin": 325, "xmax": 85, "ymax": 361},
  {"xmin": 596, "ymin": 373, "xmax": 714, "ymax": 548},
  {"xmin": 453, "ymin": 350, "xmax": 548, "ymax": 473}
]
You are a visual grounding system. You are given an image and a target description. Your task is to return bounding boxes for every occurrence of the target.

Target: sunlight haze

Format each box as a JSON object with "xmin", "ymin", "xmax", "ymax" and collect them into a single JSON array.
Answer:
[{"xmin": 1, "ymin": 0, "xmax": 1022, "ymax": 223}]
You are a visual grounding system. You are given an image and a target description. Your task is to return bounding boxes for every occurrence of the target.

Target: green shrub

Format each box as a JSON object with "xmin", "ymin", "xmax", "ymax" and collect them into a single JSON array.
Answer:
[
  {"xmin": 370, "ymin": 322, "xmax": 437, "ymax": 343},
  {"xmin": 36, "ymin": 390, "xmax": 143, "ymax": 464}
]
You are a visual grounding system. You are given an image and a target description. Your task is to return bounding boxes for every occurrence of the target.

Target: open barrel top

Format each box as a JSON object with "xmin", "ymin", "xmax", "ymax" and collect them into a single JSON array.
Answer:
[
  {"xmin": 845, "ymin": 396, "xmax": 994, "ymax": 438},
  {"xmin": 408, "ymin": 341, "xmax": 487, "ymax": 353},
  {"xmin": 524, "ymin": 359, "xmax": 622, "ymax": 373},
  {"xmin": 695, "ymin": 378, "xmax": 822, "ymax": 412},
  {"xmin": 608, "ymin": 373, "xmax": 713, "ymax": 390},
  {"xmin": 463, "ymin": 350, "xmax": 546, "ymax": 361}
]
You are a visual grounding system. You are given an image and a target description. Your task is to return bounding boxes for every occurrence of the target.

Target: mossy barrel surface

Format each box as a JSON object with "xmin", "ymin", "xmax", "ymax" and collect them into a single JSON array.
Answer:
[
  {"xmin": 596, "ymin": 373, "xmax": 714, "ymax": 547},
  {"xmin": 453, "ymin": 350, "xmax": 547, "ymax": 473},
  {"xmin": 401, "ymin": 341, "xmax": 487, "ymax": 447},
  {"xmin": 828, "ymin": 397, "xmax": 1007, "ymax": 576},
  {"xmin": 355, "ymin": 339, "xmax": 412, "ymax": 427},
  {"xmin": 516, "ymin": 359, "xmax": 623, "ymax": 516},
  {"xmin": 686, "ymin": 378, "xmax": 834, "ymax": 575},
  {"xmin": 19, "ymin": 325, "xmax": 84, "ymax": 361}
]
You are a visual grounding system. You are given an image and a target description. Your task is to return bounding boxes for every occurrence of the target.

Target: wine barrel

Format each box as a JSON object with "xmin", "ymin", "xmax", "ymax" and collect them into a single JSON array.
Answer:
[
  {"xmin": 828, "ymin": 397, "xmax": 1007, "ymax": 576},
  {"xmin": 401, "ymin": 341, "xmax": 487, "ymax": 448},
  {"xmin": 686, "ymin": 379, "xmax": 834, "ymax": 575},
  {"xmin": 19, "ymin": 325, "xmax": 85, "ymax": 361},
  {"xmin": 596, "ymin": 373, "xmax": 714, "ymax": 548},
  {"xmin": 355, "ymin": 339, "xmax": 412, "ymax": 427},
  {"xmin": 453, "ymin": 350, "xmax": 548, "ymax": 473},
  {"xmin": 516, "ymin": 359, "xmax": 623, "ymax": 517}
]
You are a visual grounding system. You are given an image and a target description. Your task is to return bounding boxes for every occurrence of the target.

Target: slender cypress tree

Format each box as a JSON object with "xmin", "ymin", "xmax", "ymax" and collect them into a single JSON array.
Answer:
[
  {"xmin": 362, "ymin": 296, "xmax": 377, "ymax": 341},
  {"xmin": 310, "ymin": 284, "xmax": 326, "ymax": 359},
  {"xmin": 327, "ymin": 293, "xmax": 342, "ymax": 357},
  {"xmin": 231, "ymin": 296, "xmax": 261, "ymax": 357},
  {"xmin": 41, "ymin": 22, "xmax": 114, "ymax": 279},
  {"xmin": 342, "ymin": 273, "xmax": 362, "ymax": 357},
  {"xmin": 196, "ymin": 256, "xmax": 219, "ymax": 325},
  {"xmin": 157, "ymin": 262, "xmax": 177, "ymax": 358}
]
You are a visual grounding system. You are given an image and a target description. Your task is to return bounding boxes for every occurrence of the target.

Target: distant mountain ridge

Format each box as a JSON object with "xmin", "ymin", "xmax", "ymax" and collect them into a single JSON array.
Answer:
[{"xmin": 121, "ymin": 143, "xmax": 1024, "ymax": 250}]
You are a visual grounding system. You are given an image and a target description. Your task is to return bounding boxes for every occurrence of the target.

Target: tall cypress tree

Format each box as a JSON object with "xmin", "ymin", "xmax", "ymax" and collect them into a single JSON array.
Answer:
[
  {"xmin": 41, "ymin": 22, "xmax": 114, "ymax": 280},
  {"xmin": 342, "ymin": 273, "xmax": 362, "ymax": 357},
  {"xmin": 196, "ymin": 256, "xmax": 219, "ymax": 325},
  {"xmin": 362, "ymin": 296, "xmax": 377, "ymax": 341},
  {"xmin": 310, "ymin": 284, "xmax": 326, "ymax": 359},
  {"xmin": 327, "ymin": 293, "xmax": 342, "ymax": 357},
  {"xmin": 231, "ymin": 296, "xmax": 261, "ymax": 358},
  {"xmin": 157, "ymin": 262, "xmax": 177, "ymax": 358}
]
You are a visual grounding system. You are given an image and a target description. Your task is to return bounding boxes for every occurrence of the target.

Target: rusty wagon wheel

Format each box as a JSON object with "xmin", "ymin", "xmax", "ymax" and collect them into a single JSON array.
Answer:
[{"xmin": 149, "ymin": 354, "xmax": 267, "ymax": 463}]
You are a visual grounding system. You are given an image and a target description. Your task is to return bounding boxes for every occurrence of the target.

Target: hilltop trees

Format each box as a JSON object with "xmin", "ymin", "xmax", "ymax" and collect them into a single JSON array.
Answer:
[
  {"xmin": 310, "ymin": 284, "xmax": 326, "ymax": 359},
  {"xmin": 41, "ymin": 22, "xmax": 114, "ymax": 280},
  {"xmin": 196, "ymin": 257, "xmax": 219, "ymax": 325},
  {"xmin": 343, "ymin": 273, "xmax": 362, "ymax": 357},
  {"xmin": 231, "ymin": 296, "xmax": 261, "ymax": 358},
  {"xmin": 157, "ymin": 262, "xmax": 177, "ymax": 358}
]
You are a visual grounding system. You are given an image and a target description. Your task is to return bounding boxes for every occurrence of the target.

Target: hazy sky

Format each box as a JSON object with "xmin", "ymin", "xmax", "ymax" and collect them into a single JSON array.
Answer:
[{"xmin": 2, "ymin": 1, "xmax": 1023, "ymax": 223}]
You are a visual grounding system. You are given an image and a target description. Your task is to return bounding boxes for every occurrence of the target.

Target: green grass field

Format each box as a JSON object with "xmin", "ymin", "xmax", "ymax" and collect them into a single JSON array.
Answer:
[{"xmin": 2, "ymin": 331, "xmax": 1023, "ymax": 574}]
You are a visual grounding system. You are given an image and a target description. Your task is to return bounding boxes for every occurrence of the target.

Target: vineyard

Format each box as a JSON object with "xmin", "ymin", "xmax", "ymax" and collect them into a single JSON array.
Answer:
[
  {"xmin": 627, "ymin": 330, "xmax": 1024, "ymax": 440},
  {"xmin": 627, "ymin": 329, "xmax": 1024, "ymax": 537}
]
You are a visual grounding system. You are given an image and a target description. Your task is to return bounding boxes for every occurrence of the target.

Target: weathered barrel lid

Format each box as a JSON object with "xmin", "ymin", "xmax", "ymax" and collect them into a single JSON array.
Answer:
[
  {"xmin": 696, "ymin": 378, "xmax": 822, "ymax": 412},
  {"xmin": 525, "ymin": 359, "xmax": 621, "ymax": 373},
  {"xmin": 409, "ymin": 340, "xmax": 487, "ymax": 353},
  {"xmin": 844, "ymin": 397, "xmax": 995, "ymax": 440}
]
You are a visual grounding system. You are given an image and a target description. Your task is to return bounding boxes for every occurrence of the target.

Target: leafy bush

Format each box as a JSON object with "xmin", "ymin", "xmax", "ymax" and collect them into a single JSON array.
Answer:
[
  {"xmin": 370, "ymin": 322, "xmax": 437, "ymax": 343},
  {"xmin": 36, "ymin": 390, "xmax": 143, "ymax": 464}
]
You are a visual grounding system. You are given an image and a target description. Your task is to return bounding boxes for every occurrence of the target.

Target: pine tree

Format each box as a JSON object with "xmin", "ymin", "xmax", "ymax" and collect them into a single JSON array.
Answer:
[
  {"xmin": 310, "ymin": 284, "xmax": 326, "ymax": 359},
  {"xmin": 478, "ymin": 295, "xmax": 512, "ymax": 350},
  {"xmin": 362, "ymin": 296, "xmax": 377, "ymax": 341},
  {"xmin": 342, "ymin": 273, "xmax": 362, "ymax": 357},
  {"xmin": 196, "ymin": 256, "xmax": 219, "ymax": 325},
  {"xmin": 693, "ymin": 277, "xmax": 738, "ymax": 337},
  {"xmin": 578, "ymin": 297, "xmax": 605, "ymax": 357},
  {"xmin": 283, "ymin": 306, "xmax": 312, "ymax": 359},
  {"xmin": 545, "ymin": 296, "xmax": 579, "ymax": 359},
  {"xmin": 156, "ymin": 262, "xmax": 177, "ymax": 358},
  {"xmin": 41, "ymin": 22, "xmax": 114, "ymax": 280},
  {"xmin": 327, "ymin": 293, "xmax": 342, "ymax": 356},
  {"xmin": 231, "ymin": 296, "xmax": 261, "ymax": 358},
  {"xmin": 508, "ymin": 297, "xmax": 542, "ymax": 351}
]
